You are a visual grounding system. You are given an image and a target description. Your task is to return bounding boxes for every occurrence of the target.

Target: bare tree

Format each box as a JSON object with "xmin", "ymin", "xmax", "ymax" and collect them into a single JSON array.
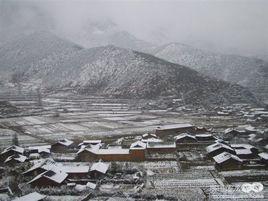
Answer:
[
  {"xmin": 36, "ymin": 88, "xmax": 42, "ymax": 106},
  {"xmin": 10, "ymin": 72, "xmax": 25, "ymax": 95}
]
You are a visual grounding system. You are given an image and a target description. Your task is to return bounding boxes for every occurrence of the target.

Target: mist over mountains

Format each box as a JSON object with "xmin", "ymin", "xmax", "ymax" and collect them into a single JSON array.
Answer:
[
  {"xmin": 0, "ymin": 0, "xmax": 267, "ymax": 106},
  {"xmin": 0, "ymin": 32, "xmax": 259, "ymax": 106}
]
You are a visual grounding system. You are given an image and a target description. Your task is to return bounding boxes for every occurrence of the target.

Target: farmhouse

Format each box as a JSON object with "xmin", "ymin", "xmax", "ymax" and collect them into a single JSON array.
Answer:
[
  {"xmin": 213, "ymin": 152, "xmax": 243, "ymax": 171},
  {"xmin": 195, "ymin": 134, "xmax": 217, "ymax": 142},
  {"xmin": 89, "ymin": 161, "xmax": 110, "ymax": 179},
  {"xmin": 76, "ymin": 147, "xmax": 131, "ymax": 161},
  {"xmin": 4, "ymin": 154, "xmax": 27, "ymax": 166},
  {"xmin": 27, "ymin": 145, "xmax": 51, "ymax": 158},
  {"xmin": 23, "ymin": 159, "xmax": 56, "ymax": 177},
  {"xmin": 231, "ymin": 144, "xmax": 259, "ymax": 155},
  {"xmin": 155, "ymin": 123, "xmax": 195, "ymax": 136},
  {"xmin": 129, "ymin": 141, "xmax": 146, "ymax": 161},
  {"xmin": 206, "ymin": 143, "xmax": 235, "ymax": 158},
  {"xmin": 63, "ymin": 165, "xmax": 90, "ymax": 179},
  {"xmin": 0, "ymin": 145, "xmax": 24, "ymax": 161},
  {"xmin": 141, "ymin": 133, "xmax": 163, "ymax": 143},
  {"xmin": 235, "ymin": 149, "xmax": 255, "ymax": 159},
  {"xmin": 51, "ymin": 139, "xmax": 74, "ymax": 153},
  {"xmin": 174, "ymin": 133, "xmax": 197, "ymax": 144},
  {"xmin": 28, "ymin": 170, "xmax": 68, "ymax": 188},
  {"xmin": 146, "ymin": 142, "xmax": 176, "ymax": 153},
  {"xmin": 12, "ymin": 192, "xmax": 46, "ymax": 201},
  {"xmin": 78, "ymin": 140, "xmax": 102, "ymax": 148}
]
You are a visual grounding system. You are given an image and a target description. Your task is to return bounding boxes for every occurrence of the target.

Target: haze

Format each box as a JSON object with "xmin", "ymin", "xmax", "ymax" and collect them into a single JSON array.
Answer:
[{"xmin": 0, "ymin": 0, "xmax": 267, "ymax": 58}]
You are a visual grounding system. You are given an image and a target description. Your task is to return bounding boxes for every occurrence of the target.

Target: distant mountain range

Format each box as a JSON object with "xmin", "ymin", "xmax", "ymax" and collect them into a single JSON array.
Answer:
[
  {"xmin": 0, "ymin": 32, "xmax": 259, "ymax": 106},
  {"xmin": 153, "ymin": 43, "xmax": 268, "ymax": 101}
]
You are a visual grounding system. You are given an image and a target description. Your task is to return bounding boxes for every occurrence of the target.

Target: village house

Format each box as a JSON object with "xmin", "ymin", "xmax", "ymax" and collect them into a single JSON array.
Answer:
[
  {"xmin": 213, "ymin": 152, "xmax": 243, "ymax": 171},
  {"xmin": 12, "ymin": 192, "xmax": 46, "ymax": 201},
  {"xmin": 206, "ymin": 142, "xmax": 236, "ymax": 158},
  {"xmin": 146, "ymin": 142, "xmax": 176, "ymax": 153},
  {"xmin": 23, "ymin": 159, "xmax": 56, "ymax": 177},
  {"xmin": 51, "ymin": 139, "xmax": 74, "ymax": 153},
  {"xmin": 235, "ymin": 149, "xmax": 255, "ymax": 159},
  {"xmin": 27, "ymin": 145, "xmax": 51, "ymax": 159},
  {"xmin": 174, "ymin": 133, "xmax": 197, "ymax": 144},
  {"xmin": 28, "ymin": 170, "xmax": 68, "ymax": 188},
  {"xmin": 89, "ymin": 161, "xmax": 110, "ymax": 179},
  {"xmin": 141, "ymin": 133, "xmax": 163, "ymax": 143},
  {"xmin": 78, "ymin": 140, "xmax": 102, "ymax": 148},
  {"xmin": 0, "ymin": 145, "xmax": 24, "ymax": 162},
  {"xmin": 4, "ymin": 154, "xmax": 27, "ymax": 166},
  {"xmin": 129, "ymin": 141, "xmax": 146, "ymax": 161},
  {"xmin": 63, "ymin": 165, "xmax": 90, "ymax": 179},
  {"xmin": 155, "ymin": 123, "xmax": 196, "ymax": 136},
  {"xmin": 76, "ymin": 146, "xmax": 131, "ymax": 161},
  {"xmin": 195, "ymin": 134, "xmax": 217, "ymax": 142}
]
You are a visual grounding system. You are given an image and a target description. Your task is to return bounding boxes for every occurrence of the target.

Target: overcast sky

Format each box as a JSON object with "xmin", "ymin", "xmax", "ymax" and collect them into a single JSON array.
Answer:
[{"xmin": 1, "ymin": 0, "xmax": 268, "ymax": 57}]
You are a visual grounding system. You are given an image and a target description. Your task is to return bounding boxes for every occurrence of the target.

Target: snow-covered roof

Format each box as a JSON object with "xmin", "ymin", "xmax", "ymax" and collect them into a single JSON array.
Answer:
[
  {"xmin": 206, "ymin": 143, "xmax": 234, "ymax": 153},
  {"xmin": 142, "ymin": 133, "xmax": 157, "ymax": 139},
  {"xmin": 130, "ymin": 141, "xmax": 146, "ymax": 149},
  {"xmin": 86, "ymin": 182, "xmax": 97, "ymax": 189},
  {"xmin": 174, "ymin": 133, "xmax": 196, "ymax": 140},
  {"xmin": 90, "ymin": 161, "xmax": 110, "ymax": 174},
  {"xmin": 147, "ymin": 142, "xmax": 176, "ymax": 149},
  {"xmin": 141, "ymin": 138, "xmax": 163, "ymax": 143},
  {"xmin": 12, "ymin": 192, "xmax": 46, "ymax": 201},
  {"xmin": 62, "ymin": 165, "xmax": 90, "ymax": 173},
  {"xmin": 28, "ymin": 145, "xmax": 51, "ymax": 154},
  {"xmin": 4, "ymin": 154, "xmax": 27, "ymax": 163},
  {"xmin": 28, "ymin": 170, "xmax": 68, "ymax": 184},
  {"xmin": 156, "ymin": 123, "xmax": 194, "ymax": 130},
  {"xmin": 78, "ymin": 140, "xmax": 102, "ymax": 147},
  {"xmin": 1, "ymin": 145, "xmax": 24, "ymax": 155},
  {"xmin": 213, "ymin": 152, "xmax": 243, "ymax": 164},
  {"xmin": 231, "ymin": 144, "xmax": 256, "ymax": 150},
  {"xmin": 235, "ymin": 149, "xmax": 253, "ymax": 155},
  {"xmin": 56, "ymin": 139, "xmax": 73, "ymax": 147},
  {"xmin": 195, "ymin": 134, "xmax": 214, "ymax": 138},
  {"xmin": 82, "ymin": 147, "xmax": 130, "ymax": 155},
  {"xmin": 224, "ymin": 128, "xmax": 236, "ymax": 134},
  {"xmin": 258, "ymin": 152, "xmax": 268, "ymax": 160}
]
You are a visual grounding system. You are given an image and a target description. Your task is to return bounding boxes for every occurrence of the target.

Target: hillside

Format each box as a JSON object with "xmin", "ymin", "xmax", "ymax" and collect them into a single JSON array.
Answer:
[
  {"xmin": 153, "ymin": 43, "xmax": 268, "ymax": 100},
  {"xmin": 0, "ymin": 32, "xmax": 259, "ymax": 106}
]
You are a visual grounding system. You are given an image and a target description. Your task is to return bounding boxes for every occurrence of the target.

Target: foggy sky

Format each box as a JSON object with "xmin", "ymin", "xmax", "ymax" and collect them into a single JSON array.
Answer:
[{"xmin": 1, "ymin": 0, "xmax": 268, "ymax": 57}]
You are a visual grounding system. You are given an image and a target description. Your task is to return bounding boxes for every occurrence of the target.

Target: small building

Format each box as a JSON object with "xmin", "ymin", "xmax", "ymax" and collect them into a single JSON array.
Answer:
[
  {"xmin": 258, "ymin": 152, "xmax": 268, "ymax": 165},
  {"xmin": 206, "ymin": 143, "xmax": 235, "ymax": 158},
  {"xmin": 63, "ymin": 166, "xmax": 90, "ymax": 179},
  {"xmin": 213, "ymin": 152, "xmax": 243, "ymax": 171},
  {"xmin": 155, "ymin": 123, "xmax": 195, "ymax": 136},
  {"xmin": 28, "ymin": 170, "xmax": 68, "ymax": 188},
  {"xmin": 12, "ymin": 192, "xmax": 46, "ymax": 201},
  {"xmin": 51, "ymin": 139, "xmax": 74, "ymax": 153},
  {"xmin": 76, "ymin": 147, "xmax": 131, "ymax": 161},
  {"xmin": 235, "ymin": 149, "xmax": 255, "ymax": 159},
  {"xmin": 0, "ymin": 146, "xmax": 24, "ymax": 162},
  {"xmin": 23, "ymin": 159, "xmax": 56, "ymax": 177},
  {"xmin": 27, "ymin": 145, "xmax": 51, "ymax": 158},
  {"xmin": 90, "ymin": 161, "xmax": 110, "ymax": 179},
  {"xmin": 4, "ymin": 154, "xmax": 27, "ymax": 166},
  {"xmin": 141, "ymin": 133, "xmax": 163, "ymax": 143},
  {"xmin": 231, "ymin": 144, "xmax": 259, "ymax": 155},
  {"xmin": 146, "ymin": 142, "xmax": 176, "ymax": 153},
  {"xmin": 195, "ymin": 134, "xmax": 217, "ymax": 142},
  {"xmin": 78, "ymin": 140, "xmax": 102, "ymax": 148},
  {"xmin": 129, "ymin": 141, "xmax": 146, "ymax": 161},
  {"xmin": 174, "ymin": 133, "xmax": 197, "ymax": 144}
]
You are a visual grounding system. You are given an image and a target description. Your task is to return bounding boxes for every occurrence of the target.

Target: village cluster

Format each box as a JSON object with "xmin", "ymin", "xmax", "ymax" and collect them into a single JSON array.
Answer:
[{"xmin": 0, "ymin": 122, "xmax": 267, "ymax": 200}]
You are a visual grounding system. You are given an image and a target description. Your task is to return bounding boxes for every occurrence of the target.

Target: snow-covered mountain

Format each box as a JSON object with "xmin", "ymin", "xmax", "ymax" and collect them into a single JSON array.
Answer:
[
  {"xmin": 0, "ymin": 32, "xmax": 259, "ymax": 106},
  {"xmin": 153, "ymin": 43, "xmax": 268, "ymax": 101},
  {"xmin": 0, "ymin": 32, "xmax": 82, "ymax": 81},
  {"xmin": 57, "ymin": 19, "xmax": 155, "ymax": 53}
]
